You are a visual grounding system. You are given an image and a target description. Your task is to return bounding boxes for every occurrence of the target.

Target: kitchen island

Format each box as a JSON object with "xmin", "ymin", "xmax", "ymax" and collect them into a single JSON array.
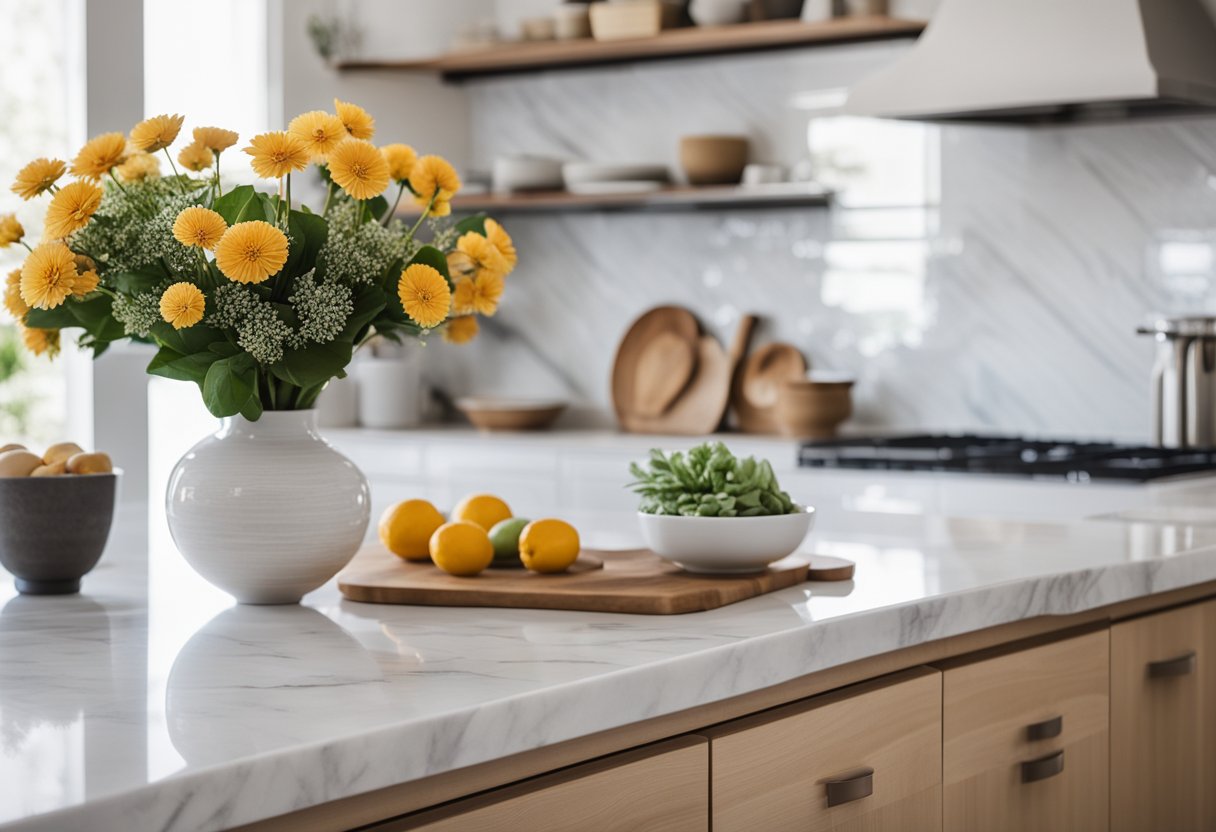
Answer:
[{"xmin": 3, "ymin": 468, "xmax": 1216, "ymax": 831}]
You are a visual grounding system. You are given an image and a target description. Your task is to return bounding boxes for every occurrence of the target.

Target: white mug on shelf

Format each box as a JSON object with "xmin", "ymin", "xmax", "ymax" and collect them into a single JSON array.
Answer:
[
  {"xmin": 316, "ymin": 374, "xmax": 359, "ymax": 429},
  {"xmin": 356, "ymin": 351, "xmax": 425, "ymax": 429}
]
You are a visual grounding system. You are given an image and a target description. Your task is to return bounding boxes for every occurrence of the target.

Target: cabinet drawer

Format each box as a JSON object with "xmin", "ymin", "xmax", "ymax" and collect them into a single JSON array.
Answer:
[
  {"xmin": 385, "ymin": 737, "xmax": 707, "ymax": 832},
  {"xmin": 1111, "ymin": 599, "xmax": 1216, "ymax": 832},
  {"xmin": 707, "ymin": 667, "xmax": 942, "ymax": 832},
  {"xmin": 942, "ymin": 629, "xmax": 1109, "ymax": 832}
]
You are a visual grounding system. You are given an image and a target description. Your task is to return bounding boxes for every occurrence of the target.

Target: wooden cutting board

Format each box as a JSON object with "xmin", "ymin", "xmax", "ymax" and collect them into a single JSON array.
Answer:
[{"xmin": 338, "ymin": 546, "xmax": 810, "ymax": 615}]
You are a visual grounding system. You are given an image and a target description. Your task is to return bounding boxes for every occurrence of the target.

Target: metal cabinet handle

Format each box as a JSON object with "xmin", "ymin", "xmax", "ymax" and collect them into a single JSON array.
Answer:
[
  {"xmin": 825, "ymin": 768, "xmax": 874, "ymax": 807},
  {"xmin": 1148, "ymin": 651, "xmax": 1197, "ymax": 679},
  {"xmin": 1026, "ymin": 715, "xmax": 1063, "ymax": 741},
  {"xmin": 1021, "ymin": 750, "xmax": 1065, "ymax": 784}
]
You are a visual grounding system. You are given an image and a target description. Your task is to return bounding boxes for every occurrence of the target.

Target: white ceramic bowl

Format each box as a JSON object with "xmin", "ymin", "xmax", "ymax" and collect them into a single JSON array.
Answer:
[
  {"xmin": 637, "ymin": 506, "xmax": 815, "ymax": 574},
  {"xmin": 562, "ymin": 162, "xmax": 670, "ymax": 187}
]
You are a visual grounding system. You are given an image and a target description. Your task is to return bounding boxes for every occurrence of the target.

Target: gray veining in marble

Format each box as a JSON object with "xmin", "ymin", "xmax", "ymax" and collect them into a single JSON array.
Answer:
[{"xmin": 421, "ymin": 41, "xmax": 1216, "ymax": 440}]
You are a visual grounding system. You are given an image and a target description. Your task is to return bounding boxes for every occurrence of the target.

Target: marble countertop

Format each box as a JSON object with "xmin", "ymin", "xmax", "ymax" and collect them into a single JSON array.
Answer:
[{"xmin": 6, "ymin": 473, "xmax": 1216, "ymax": 831}]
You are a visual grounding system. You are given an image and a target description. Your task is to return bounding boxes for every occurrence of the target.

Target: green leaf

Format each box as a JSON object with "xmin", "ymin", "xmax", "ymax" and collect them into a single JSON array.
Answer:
[
  {"xmin": 239, "ymin": 394, "xmax": 263, "ymax": 422},
  {"xmin": 366, "ymin": 195, "xmax": 389, "ymax": 221},
  {"xmin": 202, "ymin": 353, "xmax": 256, "ymax": 418},
  {"xmin": 340, "ymin": 284, "xmax": 386, "ymax": 341},
  {"xmin": 453, "ymin": 213, "xmax": 488, "ymax": 236},
  {"xmin": 146, "ymin": 346, "xmax": 217, "ymax": 385},
  {"xmin": 208, "ymin": 341, "xmax": 240, "ymax": 357},
  {"xmin": 111, "ymin": 270, "xmax": 165, "ymax": 294},
  {"xmin": 67, "ymin": 295, "xmax": 126, "ymax": 342},
  {"xmin": 269, "ymin": 339, "xmax": 353, "ymax": 388},
  {"xmin": 23, "ymin": 305, "xmax": 78, "ymax": 329},
  {"xmin": 213, "ymin": 185, "xmax": 274, "ymax": 226},
  {"xmin": 284, "ymin": 209, "xmax": 328, "ymax": 278},
  {"xmin": 152, "ymin": 322, "xmax": 225, "ymax": 355}
]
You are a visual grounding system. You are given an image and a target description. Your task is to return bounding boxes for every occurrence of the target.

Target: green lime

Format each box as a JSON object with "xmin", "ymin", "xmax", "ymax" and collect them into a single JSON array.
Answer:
[{"xmin": 489, "ymin": 517, "xmax": 530, "ymax": 567}]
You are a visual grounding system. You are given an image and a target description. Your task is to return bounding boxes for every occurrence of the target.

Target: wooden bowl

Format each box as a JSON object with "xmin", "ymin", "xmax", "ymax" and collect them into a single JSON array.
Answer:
[
  {"xmin": 775, "ymin": 377, "xmax": 855, "ymax": 439},
  {"xmin": 589, "ymin": 1, "xmax": 663, "ymax": 40},
  {"xmin": 456, "ymin": 398, "xmax": 567, "ymax": 432},
  {"xmin": 679, "ymin": 135, "xmax": 749, "ymax": 185}
]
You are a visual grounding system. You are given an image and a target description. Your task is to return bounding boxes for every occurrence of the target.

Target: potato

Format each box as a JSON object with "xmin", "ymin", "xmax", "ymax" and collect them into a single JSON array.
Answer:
[
  {"xmin": 66, "ymin": 452, "xmax": 113, "ymax": 475},
  {"xmin": 0, "ymin": 449, "xmax": 44, "ymax": 477},
  {"xmin": 30, "ymin": 461, "xmax": 68, "ymax": 477},
  {"xmin": 43, "ymin": 441, "xmax": 85, "ymax": 466},
  {"xmin": 0, "ymin": 443, "xmax": 25, "ymax": 454}
]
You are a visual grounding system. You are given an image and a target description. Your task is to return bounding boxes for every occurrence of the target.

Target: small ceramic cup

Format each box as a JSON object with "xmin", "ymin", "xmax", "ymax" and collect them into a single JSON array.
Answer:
[{"xmin": 0, "ymin": 472, "xmax": 118, "ymax": 594}]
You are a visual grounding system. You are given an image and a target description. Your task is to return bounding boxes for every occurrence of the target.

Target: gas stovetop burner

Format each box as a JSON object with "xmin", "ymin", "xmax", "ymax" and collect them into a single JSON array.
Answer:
[{"xmin": 797, "ymin": 434, "xmax": 1216, "ymax": 482}]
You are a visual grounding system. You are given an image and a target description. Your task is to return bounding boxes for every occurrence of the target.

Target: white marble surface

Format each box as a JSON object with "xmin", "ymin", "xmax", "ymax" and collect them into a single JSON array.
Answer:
[{"xmin": 4, "ymin": 465, "xmax": 1216, "ymax": 830}]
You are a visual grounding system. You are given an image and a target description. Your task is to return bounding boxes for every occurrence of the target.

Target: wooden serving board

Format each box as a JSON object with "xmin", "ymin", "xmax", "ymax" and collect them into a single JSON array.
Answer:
[{"xmin": 338, "ymin": 546, "xmax": 810, "ymax": 615}]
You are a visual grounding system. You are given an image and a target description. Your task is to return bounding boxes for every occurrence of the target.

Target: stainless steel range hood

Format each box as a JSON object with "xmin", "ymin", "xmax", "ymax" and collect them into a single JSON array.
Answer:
[{"xmin": 845, "ymin": 0, "xmax": 1216, "ymax": 124}]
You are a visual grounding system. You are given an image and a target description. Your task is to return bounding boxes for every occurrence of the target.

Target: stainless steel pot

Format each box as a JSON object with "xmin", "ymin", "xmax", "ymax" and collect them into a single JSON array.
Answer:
[{"xmin": 1138, "ymin": 317, "xmax": 1216, "ymax": 447}]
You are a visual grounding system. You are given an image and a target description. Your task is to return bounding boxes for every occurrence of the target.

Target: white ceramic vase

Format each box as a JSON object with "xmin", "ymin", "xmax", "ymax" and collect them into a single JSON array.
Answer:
[{"xmin": 166, "ymin": 410, "xmax": 371, "ymax": 605}]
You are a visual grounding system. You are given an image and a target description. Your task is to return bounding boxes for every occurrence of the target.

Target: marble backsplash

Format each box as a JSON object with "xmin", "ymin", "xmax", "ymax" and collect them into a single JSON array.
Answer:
[{"xmin": 419, "ymin": 40, "xmax": 1216, "ymax": 441}]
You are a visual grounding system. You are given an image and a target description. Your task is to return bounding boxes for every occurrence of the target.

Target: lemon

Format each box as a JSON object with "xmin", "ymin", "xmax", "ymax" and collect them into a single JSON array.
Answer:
[
  {"xmin": 489, "ymin": 517, "xmax": 530, "ymax": 567},
  {"xmin": 378, "ymin": 499, "xmax": 446, "ymax": 561},
  {"xmin": 519, "ymin": 519, "xmax": 580, "ymax": 574},
  {"xmin": 429, "ymin": 521, "xmax": 494, "ymax": 576},
  {"xmin": 452, "ymin": 493, "xmax": 513, "ymax": 531}
]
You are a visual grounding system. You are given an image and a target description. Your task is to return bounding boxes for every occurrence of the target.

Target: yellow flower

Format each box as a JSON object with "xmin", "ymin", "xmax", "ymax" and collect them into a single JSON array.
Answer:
[
  {"xmin": 397, "ymin": 263, "xmax": 451, "ymax": 329},
  {"xmin": 70, "ymin": 132, "xmax": 128, "ymax": 179},
  {"xmin": 328, "ymin": 138, "xmax": 390, "ymax": 201},
  {"xmin": 3, "ymin": 269, "xmax": 28, "ymax": 320},
  {"xmin": 334, "ymin": 99, "xmax": 375, "ymax": 140},
  {"xmin": 44, "ymin": 179, "xmax": 103, "ymax": 239},
  {"xmin": 456, "ymin": 231, "xmax": 508, "ymax": 279},
  {"xmin": 11, "ymin": 158, "xmax": 66, "ymax": 200},
  {"xmin": 159, "ymin": 282, "xmax": 206, "ymax": 330},
  {"xmin": 485, "ymin": 219, "xmax": 517, "ymax": 272},
  {"xmin": 20, "ymin": 324, "xmax": 60, "ymax": 358},
  {"xmin": 243, "ymin": 131, "xmax": 311, "ymax": 180},
  {"xmin": 452, "ymin": 271, "xmax": 504, "ymax": 317},
  {"xmin": 214, "ymin": 220, "xmax": 289, "ymax": 284},
  {"xmin": 129, "ymin": 113, "xmax": 184, "ymax": 152},
  {"xmin": 443, "ymin": 315, "xmax": 479, "ymax": 344},
  {"xmin": 173, "ymin": 206, "xmax": 228, "ymax": 250},
  {"xmin": 409, "ymin": 155, "xmax": 461, "ymax": 215},
  {"xmin": 20, "ymin": 241, "xmax": 79, "ymax": 309},
  {"xmin": 288, "ymin": 110, "xmax": 347, "ymax": 160},
  {"xmin": 114, "ymin": 151, "xmax": 161, "ymax": 182},
  {"xmin": 381, "ymin": 143, "xmax": 417, "ymax": 182},
  {"xmin": 193, "ymin": 126, "xmax": 238, "ymax": 153},
  {"xmin": 72, "ymin": 270, "xmax": 100, "ymax": 297},
  {"xmin": 0, "ymin": 214, "xmax": 24, "ymax": 248},
  {"xmin": 178, "ymin": 141, "xmax": 214, "ymax": 172}
]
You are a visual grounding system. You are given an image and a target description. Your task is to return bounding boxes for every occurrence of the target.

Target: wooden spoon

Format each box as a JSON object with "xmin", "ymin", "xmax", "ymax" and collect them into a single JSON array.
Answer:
[{"xmin": 632, "ymin": 331, "xmax": 697, "ymax": 417}]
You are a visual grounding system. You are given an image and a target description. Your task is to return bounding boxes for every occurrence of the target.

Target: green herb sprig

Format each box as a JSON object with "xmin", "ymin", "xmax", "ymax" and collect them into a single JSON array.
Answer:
[{"xmin": 628, "ymin": 442, "xmax": 798, "ymax": 517}]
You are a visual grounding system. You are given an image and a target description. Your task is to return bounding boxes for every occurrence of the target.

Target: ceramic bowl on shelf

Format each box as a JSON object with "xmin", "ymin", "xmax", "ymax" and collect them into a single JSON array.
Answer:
[
  {"xmin": 0, "ymin": 471, "xmax": 119, "ymax": 594},
  {"xmin": 689, "ymin": 0, "xmax": 748, "ymax": 26},
  {"xmin": 679, "ymin": 134, "xmax": 750, "ymax": 185},
  {"xmin": 637, "ymin": 506, "xmax": 814, "ymax": 574},
  {"xmin": 456, "ymin": 397, "xmax": 568, "ymax": 431},
  {"xmin": 561, "ymin": 161, "xmax": 670, "ymax": 188},
  {"xmin": 492, "ymin": 155, "xmax": 566, "ymax": 193}
]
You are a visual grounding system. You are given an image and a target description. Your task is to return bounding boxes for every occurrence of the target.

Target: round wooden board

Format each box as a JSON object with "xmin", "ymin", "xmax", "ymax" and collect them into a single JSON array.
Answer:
[
  {"xmin": 734, "ymin": 342, "xmax": 807, "ymax": 434},
  {"xmin": 804, "ymin": 555, "xmax": 856, "ymax": 582},
  {"xmin": 611, "ymin": 306, "xmax": 700, "ymax": 424}
]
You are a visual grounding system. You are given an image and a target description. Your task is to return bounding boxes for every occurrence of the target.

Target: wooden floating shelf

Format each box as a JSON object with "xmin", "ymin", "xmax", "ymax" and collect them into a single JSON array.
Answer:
[
  {"xmin": 336, "ymin": 16, "xmax": 925, "ymax": 80},
  {"xmin": 398, "ymin": 183, "xmax": 832, "ymax": 216}
]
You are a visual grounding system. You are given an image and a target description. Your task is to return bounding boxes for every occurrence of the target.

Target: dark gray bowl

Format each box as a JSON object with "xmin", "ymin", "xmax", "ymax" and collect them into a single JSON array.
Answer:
[{"xmin": 0, "ymin": 473, "xmax": 117, "ymax": 594}]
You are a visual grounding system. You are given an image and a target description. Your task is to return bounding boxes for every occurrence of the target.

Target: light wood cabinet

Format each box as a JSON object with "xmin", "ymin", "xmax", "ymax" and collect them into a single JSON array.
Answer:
[
  {"xmin": 705, "ymin": 667, "xmax": 942, "ymax": 832},
  {"xmin": 383, "ymin": 736, "xmax": 708, "ymax": 832},
  {"xmin": 1111, "ymin": 599, "xmax": 1216, "ymax": 832},
  {"xmin": 940, "ymin": 629, "xmax": 1109, "ymax": 832}
]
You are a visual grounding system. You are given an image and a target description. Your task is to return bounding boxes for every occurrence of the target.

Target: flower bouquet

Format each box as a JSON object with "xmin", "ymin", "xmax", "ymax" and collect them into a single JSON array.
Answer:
[
  {"xmin": 2, "ymin": 101, "xmax": 515, "ymax": 419},
  {"xmin": 0, "ymin": 103, "xmax": 518, "ymax": 604}
]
